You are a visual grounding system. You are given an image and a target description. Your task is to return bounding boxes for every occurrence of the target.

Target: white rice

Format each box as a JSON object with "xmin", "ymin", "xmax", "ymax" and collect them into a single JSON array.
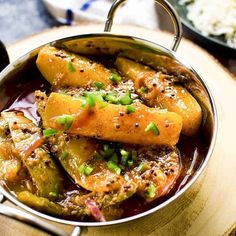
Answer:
[{"xmin": 179, "ymin": 0, "xmax": 236, "ymax": 48}]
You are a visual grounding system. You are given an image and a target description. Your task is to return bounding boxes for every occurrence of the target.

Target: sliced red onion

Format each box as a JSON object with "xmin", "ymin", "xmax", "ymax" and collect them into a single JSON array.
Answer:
[{"xmin": 85, "ymin": 200, "xmax": 106, "ymax": 222}]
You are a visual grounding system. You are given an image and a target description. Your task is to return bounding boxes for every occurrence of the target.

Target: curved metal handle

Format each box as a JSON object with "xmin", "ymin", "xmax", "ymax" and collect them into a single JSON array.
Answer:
[
  {"xmin": 104, "ymin": 0, "xmax": 182, "ymax": 51},
  {"xmin": 0, "ymin": 204, "xmax": 69, "ymax": 236},
  {"xmin": 0, "ymin": 194, "xmax": 81, "ymax": 236}
]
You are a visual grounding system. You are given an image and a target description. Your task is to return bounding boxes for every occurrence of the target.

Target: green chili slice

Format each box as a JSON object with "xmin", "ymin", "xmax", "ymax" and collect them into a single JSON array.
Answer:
[
  {"xmin": 120, "ymin": 149, "xmax": 129, "ymax": 166},
  {"xmin": 43, "ymin": 129, "xmax": 58, "ymax": 137},
  {"xmin": 145, "ymin": 121, "xmax": 160, "ymax": 136},
  {"xmin": 126, "ymin": 105, "xmax": 136, "ymax": 114},
  {"xmin": 109, "ymin": 72, "xmax": 121, "ymax": 84},
  {"xmin": 119, "ymin": 91, "xmax": 133, "ymax": 105},
  {"xmin": 57, "ymin": 115, "xmax": 75, "ymax": 131},
  {"xmin": 139, "ymin": 86, "xmax": 148, "ymax": 93},
  {"xmin": 79, "ymin": 163, "xmax": 94, "ymax": 176},
  {"xmin": 94, "ymin": 81, "xmax": 105, "ymax": 89},
  {"xmin": 107, "ymin": 161, "xmax": 121, "ymax": 175},
  {"xmin": 105, "ymin": 93, "xmax": 119, "ymax": 104},
  {"xmin": 67, "ymin": 62, "xmax": 76, "ymax": 72},
  {"xmin": 146, "ymin": 184, "xmax": 156, "ymax": 198}
]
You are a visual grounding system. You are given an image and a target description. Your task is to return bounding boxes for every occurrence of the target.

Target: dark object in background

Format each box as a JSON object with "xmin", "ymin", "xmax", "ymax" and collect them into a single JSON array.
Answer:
[
  {"xmin": 156, "ymin": 3, "xmax": 236, "ymax": 75},
  {"xmin": 0, "ymin": 40, "xmax": 9, "ymax": 71},
  {"xmin": 168, "ymin": 0, "xmax": 236, "ymax": 53}
]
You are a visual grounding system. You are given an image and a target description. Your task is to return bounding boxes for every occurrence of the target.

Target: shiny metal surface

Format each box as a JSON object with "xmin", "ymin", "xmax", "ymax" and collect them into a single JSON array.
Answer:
[
  {"xmin": 104, "ymin": 0, "xmax": 182, "ymax": 51},
  {"xmin": 0, "ymin": 201, "xmax": 69, "ymax": 236},
  {"xmin": 0, "ymin": 0, "xmax": 217, "ymax": 234},
  {"xmin": 0, "ymin": 34, "xmax": 217, "ymax": 228}
]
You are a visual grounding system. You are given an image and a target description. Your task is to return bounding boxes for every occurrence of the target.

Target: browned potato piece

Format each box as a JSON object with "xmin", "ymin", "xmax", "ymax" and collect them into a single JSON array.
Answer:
[
  {"xmin": 36, "ymin": 46, "xmax": 113, "ymax": 87},
  {"xmin": 115, "ymin": 57, "xmax": 202, "ymax": 136},
  {"xmin": 0, "ymin": 141, "xmax": 23, "ymax": 183},
  {"xmin": 52, "ymin": 135, "xmax": 136, "ymax": 195},
  {"xmin": 42, "ymin": 93, "xmax": 182, "ymax": 146},
  {"xmin": 128, "ymin": 147, "xmax": 181, "ymax": 202}
]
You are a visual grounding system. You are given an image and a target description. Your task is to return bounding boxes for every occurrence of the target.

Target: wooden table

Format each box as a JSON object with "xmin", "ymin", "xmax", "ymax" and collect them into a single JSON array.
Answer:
[{"xmin": 1, "ymin": 25, "xmax": 236, "ymax": 236}]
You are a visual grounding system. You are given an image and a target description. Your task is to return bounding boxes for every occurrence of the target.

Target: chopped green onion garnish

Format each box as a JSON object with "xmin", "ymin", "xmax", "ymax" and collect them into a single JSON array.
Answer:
[
  {"xmin": 105, "ymin": 93, "xmax": 119, "ymax": 104},
  {"xmin": 146, "ymin": 184, "xmax": 156, "ymax": 198},
  {"xmin": 109, "ymin": 72, "xmax": 121, "ymax": 84},
  {"xmin": 103, "ymin": 144, "xmax": 110, "ymax": 152},
  {"xmin": 49, "ymin": 192, "xmax": 59, "ymax": 198},
  {"xmin": 128, "ymin": 160, "xmax": 134, "ymax": 167},
  {"xmin": 107, "ymin": 160, "xmax": 121, "ymax": 175},
  {"xmin": 101, "ymin": 144, "xmax": 114, "ymax": 158},
  {"xmin": 84, "ymin": 165, "xmax": 94, "ymax": 176},
  {"xmin": 57, "ymin": 116, "xmax": 67, "ymax": 124},
  {"xmin": 43, "ymin": 128, "xmax": 58, "ymax": 137},
  {"xmin": 81, "ymin": 92, "xmax": 106, "ymax": 108},
  {"xmin": 81, "ymin": 95, "xmax": 96, "ymax": 108},
  {"xmin": 145, "ymin": 121, "xmax": 160, "ymax": 136},
  {"xmin": 59, "ymin": 152, "xmax": 68, "ymax": 160},
  {"xmin": 67, "ymin": 62, "xmax": 76, "ymax": 72},
  {"xmin": 120, "ymin": 149, "xmax": 129, "ymax": 156},
  {"xmin": 139, "ymin": 86, "xmax": 148, "ymax": 93},
  {"xmin": 121, "ymin": 150, "xmax": 129, "ymax": 166},
  {"xmin": 119, "ymin": 91, "xmax": 133, "ymax": 105},
  {"xmin": 110, "ymin": 153, "xmax": 118, "ymax": 164},
  {"xmin": 126, "ymin": 105, "xmax": 136, "ymax": 114},
  {"xmin": 86, "ymin": 95, "xmax": 95, "ymax": 107},
  {"xmin": 79, "ymin": 163, "xmax": 94, "ymax": 176},
  {"xmin": 131, "ymin": 150, "xmax": 137, "ymax": 162},
  {"xmin": 94, "ymin": 81, "xmax": 105, "ymax": 89},
  {"xmin": 120, "ymin": 149, "xmax": 129, "ymax": 165},
  {"xmin": 57, "ymin": 115, "xmax": 75, "ymax": 131}
]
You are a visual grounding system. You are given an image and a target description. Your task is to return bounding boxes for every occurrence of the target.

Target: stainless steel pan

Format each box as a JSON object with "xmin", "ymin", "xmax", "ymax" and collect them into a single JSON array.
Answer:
[{"xmin": 0, "ymin": 0, "xmax": 217, "ymax": 235}]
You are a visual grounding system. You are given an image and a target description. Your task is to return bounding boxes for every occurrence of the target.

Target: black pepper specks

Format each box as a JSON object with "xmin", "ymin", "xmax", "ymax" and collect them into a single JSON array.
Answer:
[{"xmin": 116, "ymin": 124, "xmax": 121, "ymax": 129}]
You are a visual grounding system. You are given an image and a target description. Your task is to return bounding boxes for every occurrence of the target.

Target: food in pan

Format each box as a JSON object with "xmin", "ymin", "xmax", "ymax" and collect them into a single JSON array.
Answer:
[{"xmin": 0, "ymin": 45, "xmax": 208, "ymax": 222}]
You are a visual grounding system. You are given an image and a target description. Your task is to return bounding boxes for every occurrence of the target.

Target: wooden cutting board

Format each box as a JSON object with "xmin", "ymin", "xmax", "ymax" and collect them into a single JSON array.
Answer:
[{"xmin": 1, "ymin": 25, "xmax": 236, "ymax": 236}]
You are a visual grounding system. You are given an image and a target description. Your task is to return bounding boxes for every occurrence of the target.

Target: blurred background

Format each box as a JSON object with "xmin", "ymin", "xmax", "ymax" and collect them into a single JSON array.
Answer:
[
  {"xmin": 0, "ymin": 0, "xmax": 235, "ymax": 74},
  {"xmin": 0, "ymin": 0, "xmax": 58, "ymax": 44}
]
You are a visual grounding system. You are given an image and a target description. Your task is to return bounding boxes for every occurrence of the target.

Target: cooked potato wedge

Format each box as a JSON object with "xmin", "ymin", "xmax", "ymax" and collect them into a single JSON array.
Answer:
[
  {"xmin": 115, "ymin": 57, "xmax": 202, "ymax": 136},
  {"xmin": 52, "ymin": 135, "xmax": 136, "ymax": 195},
  {"xmin": 36, "ymin": 46, "xmax": 113, "ymax": 87},
  {"xmin": 2, "ymin": 111, "xmax": 63, "ymax": 199},
  {"xmin": 42, "ymin": 93, "xmax": 182, "ymax": 146},
  {"xmin": 0, "ymin": 141, "xmax": 24, "ymax": 182}
]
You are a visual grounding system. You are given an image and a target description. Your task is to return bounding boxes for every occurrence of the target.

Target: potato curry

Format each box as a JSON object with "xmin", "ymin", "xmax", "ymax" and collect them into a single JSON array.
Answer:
[{"xmin": 0, "ymin": 45, "xmax": 207, "ymax": 222}]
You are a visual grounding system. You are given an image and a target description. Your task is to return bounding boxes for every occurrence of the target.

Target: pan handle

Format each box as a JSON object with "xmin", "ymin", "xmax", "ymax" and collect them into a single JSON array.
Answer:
[
  {"xmin": 0, "ymin": 204, "xmax": 70, "ymax": 236},
  {"xmin": 104, "ymin": 0, "xmax": 182, "ymax": 51},
  {"xmin": 0, "ymin": 194, "xmax": 81, "ymax": 236}
]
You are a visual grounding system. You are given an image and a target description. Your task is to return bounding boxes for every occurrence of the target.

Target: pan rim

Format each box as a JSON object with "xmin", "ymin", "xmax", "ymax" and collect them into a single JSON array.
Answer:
[{"xmin": 0, "ymin": 32, "xmax": 218, "ymax": 227}]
